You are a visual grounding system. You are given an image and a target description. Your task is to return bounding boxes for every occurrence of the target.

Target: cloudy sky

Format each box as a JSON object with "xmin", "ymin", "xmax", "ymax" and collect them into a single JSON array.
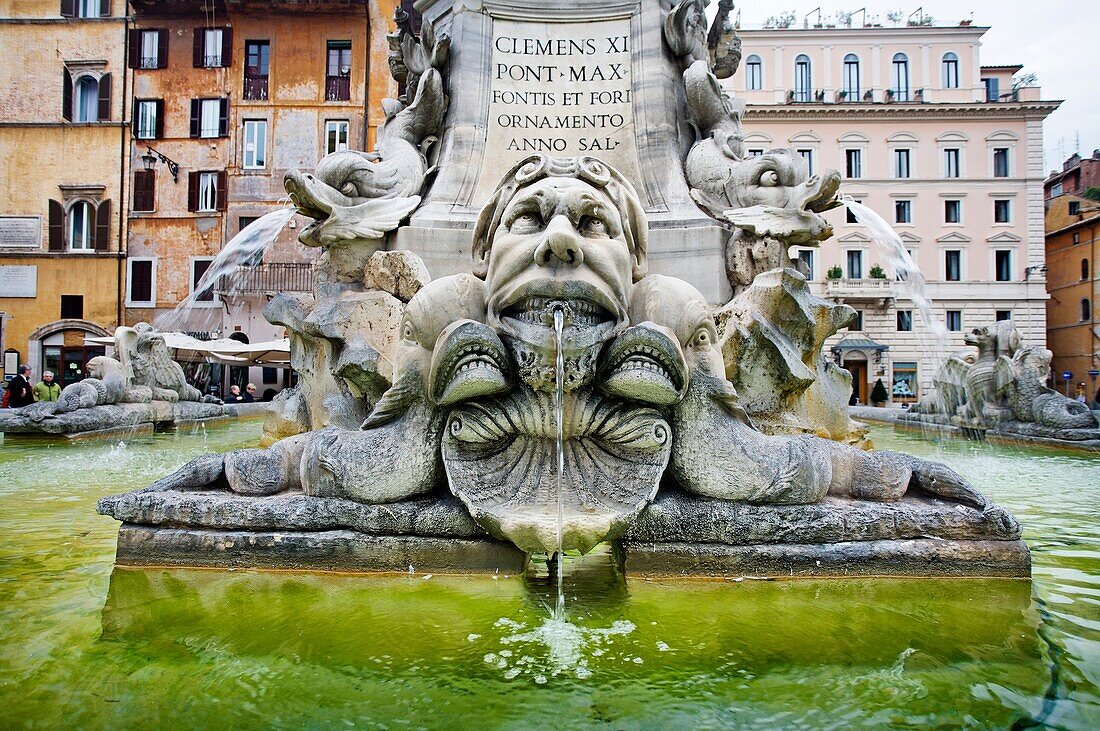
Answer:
[{"xmin": 725, "ymin": 0, "xmax": 1099, "ymax": 172}]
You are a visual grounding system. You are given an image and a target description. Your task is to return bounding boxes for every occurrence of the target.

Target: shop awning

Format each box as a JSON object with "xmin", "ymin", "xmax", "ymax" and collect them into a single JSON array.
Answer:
[
  {"xmin": 84, "ymin": 333, "xmax": 291, "ymax": 368},
  {"xmin": 830, "ymin": 336, "xmax": 889, "ymax": 354}
]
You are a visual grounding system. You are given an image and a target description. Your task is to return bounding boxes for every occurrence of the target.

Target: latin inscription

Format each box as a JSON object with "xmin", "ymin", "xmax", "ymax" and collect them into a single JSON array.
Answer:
[
  {"xmin": 477, "ymin": 17, "xmax": 640, "ymax": 200},
  {"xmin": 0, "ymin": 266, "xmax": 38, "ymax": 298},
  {"xmin": 0, "ymin": 217, "xmax": 41, "ymax": 249}
]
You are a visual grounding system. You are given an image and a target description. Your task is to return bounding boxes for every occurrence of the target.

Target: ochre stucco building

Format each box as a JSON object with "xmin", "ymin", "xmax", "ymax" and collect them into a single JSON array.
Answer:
[
  {"xmin": 124, "ymin": 0, "xmax": 398, "ymax": 396},
  {"xmin": 1043, "ymin": 191, "xmax": 1100, "ymax": 399},
  {"xmin": 0, "ymin": 0, "xmax": 129, "ymax": 386}
]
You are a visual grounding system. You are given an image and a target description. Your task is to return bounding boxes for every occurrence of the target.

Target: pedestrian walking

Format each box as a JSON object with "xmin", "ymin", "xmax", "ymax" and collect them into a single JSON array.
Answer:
[{"xmin": 33, "ymin": 370, "xmax": 62, "ymax": 402}]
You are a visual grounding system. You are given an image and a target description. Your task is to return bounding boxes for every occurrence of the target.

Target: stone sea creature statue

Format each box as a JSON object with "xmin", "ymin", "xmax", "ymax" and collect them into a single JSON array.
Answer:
[
  {"xmin": 387, "ymin": 8, "xmax": 450, "ymax": 107},
  {"xmin": 911, "ymin": 350, "xmax": 974, "ymax": 415},
  {"xmin": 686, "ymin": 142, "xmax": 841, "ymax": 291},
  {"xmin": 664, "ymin": 0, "xmax": 741, "ymax": 78},
  {"xmin": 444, "ymin": 155, "xmax": 671, "ymax": 554},
  {"xmin": 960, "ymin": 323, "xmax": 1019, "ymax": 424},
  {"xmin": 715, "ymin": 267, "xmax": 865, "ymax": 443},
  {"xmin": 283, "ymin": 68, "xmax": 447, "ymax": 252},
  {"xmin": 117, "ymin": 322, "xmax": 204, "ymax": 402},
  {"xmin": 142, "ymin": 154, "xmax": 1010, "ymax": 561},
  {"xmin": 635, "ymin": 273, "xmax": 995, "ymax": 510},
  {"xmin": 51, "ymin": 356, "xmax": 129, "ymax": 414},
  {"xmin": 997, "ymin": 347, "xmax": 1098, "ymax": 429}
]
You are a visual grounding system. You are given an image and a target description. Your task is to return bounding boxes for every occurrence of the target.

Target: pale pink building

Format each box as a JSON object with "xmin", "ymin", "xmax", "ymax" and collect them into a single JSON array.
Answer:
[{"xmin": 727, "ymin": 22, "xmax": 1059, "ymax": 403}]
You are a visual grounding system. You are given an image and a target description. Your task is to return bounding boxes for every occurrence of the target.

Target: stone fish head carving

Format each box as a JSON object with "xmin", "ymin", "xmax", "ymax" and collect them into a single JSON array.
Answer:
[{"xmin": 472, "ymin": 155, "xmax": 647, "ymax": 392}]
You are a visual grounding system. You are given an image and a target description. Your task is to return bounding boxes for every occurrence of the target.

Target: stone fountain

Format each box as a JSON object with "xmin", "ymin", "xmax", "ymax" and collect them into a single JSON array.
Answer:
[
  {"xmin": 903, "ymin": 319, "xmax": 1100, "ymax": 449},
  {"xmin": 97, "ymin": 0, "xmax": 1027, "ymax": 577},
  {"xmin": 0, "ymin": 322, "xmax": 227, "ymax": 439}
]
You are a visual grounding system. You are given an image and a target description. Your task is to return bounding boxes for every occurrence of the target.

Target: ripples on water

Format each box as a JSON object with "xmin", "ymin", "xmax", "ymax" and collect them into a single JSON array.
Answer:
[{"xmin": 0, "ymin": 422, "xmax": 1096, "ymax": 728}]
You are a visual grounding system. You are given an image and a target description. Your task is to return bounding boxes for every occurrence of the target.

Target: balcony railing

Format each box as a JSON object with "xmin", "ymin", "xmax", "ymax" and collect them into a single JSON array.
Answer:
[
  {"xmin": 214, "ymin": 263, "xmax": 315, "ymax": 296},
  {"xmin": 824, "ymin": 277, "xmax": 895, "ymax": 303},
  {"xmin": 986, "ymin": 89, "xmax": 1020, "ymax": 103},
  {"xmin": 243, "ymin": 76, "xmax": 269, "ymax": 101},
  {"xmin": 325, "ymin": 75, "xmax": 351, "ymax": 101}
]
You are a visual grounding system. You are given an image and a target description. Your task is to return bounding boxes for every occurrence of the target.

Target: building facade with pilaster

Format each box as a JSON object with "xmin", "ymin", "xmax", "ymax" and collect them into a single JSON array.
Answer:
[{"xmin": 726, "ymin": 22, "xmax": 1058, "ymax": 404}]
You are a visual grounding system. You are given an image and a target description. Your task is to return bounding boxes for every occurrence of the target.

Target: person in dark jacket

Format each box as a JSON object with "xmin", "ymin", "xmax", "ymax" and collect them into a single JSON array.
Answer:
[
  {"xmin": 8, "ymin": 365, "xmax": 35, "ymax": 408},
  {"xmin": 242, "ymin": 383, "xmax": 257, "ymax": 403}
]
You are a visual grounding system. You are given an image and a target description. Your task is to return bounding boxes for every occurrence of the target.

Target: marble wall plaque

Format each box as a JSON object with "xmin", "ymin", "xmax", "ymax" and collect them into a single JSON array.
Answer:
[
  {"xmin": 475, "ymin": 15, "xmax": 642, "ymax": 199},
  {"xmin": 0, "ymin": 217, "xmax": 41, "ymax": 249},
  {"xmin": 0, "ymin": 266, "xmax": 37, "ymax": 298}
]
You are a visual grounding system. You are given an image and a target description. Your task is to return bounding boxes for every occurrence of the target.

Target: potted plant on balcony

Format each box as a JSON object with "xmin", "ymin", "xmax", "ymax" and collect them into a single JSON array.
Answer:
[
  {"xmin": 827, "ymin": 265, "xmax": 843, "ymax": 280},
  {"xmin": 869, "ymin": 265, "xmax": 887, "ymax": 279},
  {"xmin": 871, "ymin": 378, "xmax": 889, "ymax": 407}
]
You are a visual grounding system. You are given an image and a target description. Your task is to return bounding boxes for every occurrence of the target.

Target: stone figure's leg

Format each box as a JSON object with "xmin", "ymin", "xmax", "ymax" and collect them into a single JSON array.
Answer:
[
  {"xmin": 145, "ymin": 453, "xmax": 228, "ymax": 492},
  {"xmin": 223, "ymin": 433, "xmax": 311, "ymax": 496},
  {"xmin": 300, "ymin": 404, "xmax": 444, "ymax": 503},
  {"xmin": 825, "ymin": 442, "xmax": 991, "ymax": 510}
]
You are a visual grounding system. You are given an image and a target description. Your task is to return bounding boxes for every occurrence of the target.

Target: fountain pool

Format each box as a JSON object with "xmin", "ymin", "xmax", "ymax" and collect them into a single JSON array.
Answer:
[{"xmin": 0, "ymin": 419, "xmax": 1096, "ymax": 728}]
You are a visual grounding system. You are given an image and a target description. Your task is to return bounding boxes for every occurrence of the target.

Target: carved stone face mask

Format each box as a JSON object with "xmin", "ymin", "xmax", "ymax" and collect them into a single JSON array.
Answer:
[{"xmin": 483, "ymin": 177, "xmax": 633, "ymax": 390}]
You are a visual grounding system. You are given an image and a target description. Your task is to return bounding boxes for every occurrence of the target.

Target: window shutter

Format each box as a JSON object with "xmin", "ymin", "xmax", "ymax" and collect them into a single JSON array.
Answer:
[
  {"xmin": 218, "ymin": 98, "xmax": 229, "ymax": 136},
  {"xmin": 48, "ymin": 200, "xmax": 64, "ymax": 251},
  {"xmin": 193, "ymin": 28, "xmax": 204, "ymax": 67},
  {"xmin": 127, "ymin": 28, "xmax": 140, "ymax": 68},
  {"xmin": 95, "ymin": 199, "xmax": 111, "ymax": 251},
  {"xmin": 100, "ymin": 0, "xmax": 111, "ymax": 16},
  {"xmin": 97, "ymin": 73, "xmax": 111, "ymax": 121},
  {"xmin": 189, "ymin": 99, "xmax": 200, "ymax": 137},
  {"xmin": 62, "ymin": 69, "xmax": 72, "ymax": 121},
  {"xmin": 60, "ymin": 0, "xmax": 76, "ymax": 18},
  {"xmin": 134, "ymin": 171, "xmax": 155, "ymax": 212},
  {"xmin": 157, "ymin": 29, "xmax": 168, "ymax": 69},
  {"xmin": 187, "ymin": 172, "xmax": 200, "ymax": 212},
  {"xmin": 216, "ymin": 171, "xmax": 228, "ymax": 211},
  {"xmin": 154, "ymin": 99, "xmax": 165, "ymax": 139},
  {"xmin": 220, "ymin": 27, "xmax": 232, "ymax": 68}
]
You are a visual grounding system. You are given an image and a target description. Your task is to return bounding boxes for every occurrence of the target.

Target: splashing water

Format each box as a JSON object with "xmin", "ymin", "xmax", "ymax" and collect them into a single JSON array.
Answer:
[
  {"xmin": 154, "ymin": 207, "xmax": 297, "ymax": 335},
  {"xmin": 841, "ymin": 197, "xmax": 954, "ymax": 405},
  {"xmin": 552, "ymin": 307, "xmax": 566, "ymax": 621},
  {"xmin": 484, "ymin": 616, "xmax": 637, "ymax": 682},
  {"xmin": 841, "ymin": 197, "xmax": 946, "ymax": 344}
]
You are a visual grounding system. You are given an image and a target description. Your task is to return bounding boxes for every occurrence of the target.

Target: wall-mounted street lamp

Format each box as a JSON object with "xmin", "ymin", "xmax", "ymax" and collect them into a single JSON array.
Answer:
[{"xmin": 142, "ymin": 146, "xmax": 180, "ymax": 183}]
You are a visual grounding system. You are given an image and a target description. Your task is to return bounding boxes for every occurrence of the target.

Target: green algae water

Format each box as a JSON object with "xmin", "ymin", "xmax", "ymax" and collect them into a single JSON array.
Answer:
[{"xmin": 0, "ymin": 421, "xmax": 1097, "ymax": 729}]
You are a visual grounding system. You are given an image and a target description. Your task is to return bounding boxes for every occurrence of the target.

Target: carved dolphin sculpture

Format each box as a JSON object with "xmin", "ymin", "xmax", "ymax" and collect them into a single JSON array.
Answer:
[
  {"xmin": 300, "ymin": 274, "xmax": 494, "ymax": 502},
  {"xmin": 283, "ymin": 68, "xmax": 447, "ymax": 248},
  {"xmin": 634, "ymin": 275, "xmax": 996, "ymax": 511}
]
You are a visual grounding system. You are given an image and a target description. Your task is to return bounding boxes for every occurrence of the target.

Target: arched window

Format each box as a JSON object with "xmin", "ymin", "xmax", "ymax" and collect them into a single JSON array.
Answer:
[
  {"xmin": 891, "ymin": 53, "xmax": 909, "ymax": 101},
  {"xmin": 1082, "ymin": 298, "xmax": 1092, "ymax": 322},
  {"xmin": 942, "ymin": 52, "xmax": 959, "ymax": 88},
  {"xmin": 68, "ymin": 201, "xmax": 95, "ymax": 251},
  {"xmin": 1084, "ymin": 258, "xmax": 1091, "ymax": 281},
  {"xmin": 746, "ymin": 54, "xmax": 763, "ymax": 90},
  {"xmin": 74, "ymin": 75, "xmax": 99, "ymax": 122},
  {"xmin": 842, "ymin": 54, "xmax": 860, "ymax": 97},
  {"xmin": 794, "ymin": 54, "xmax": 812, "ymax": 102}
]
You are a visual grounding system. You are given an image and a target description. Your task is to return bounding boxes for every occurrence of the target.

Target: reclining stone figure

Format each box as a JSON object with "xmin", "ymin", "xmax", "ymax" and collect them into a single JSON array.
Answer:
[{"xmin": 150, "ymin": 155, "xmax": 1006, "ymax": 556}]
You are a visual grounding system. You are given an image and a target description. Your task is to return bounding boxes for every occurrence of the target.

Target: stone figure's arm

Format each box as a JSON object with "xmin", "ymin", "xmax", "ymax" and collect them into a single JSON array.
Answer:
[{"xmin": 825, "ymin": 442, "xmax": 992, "ymax": 510}]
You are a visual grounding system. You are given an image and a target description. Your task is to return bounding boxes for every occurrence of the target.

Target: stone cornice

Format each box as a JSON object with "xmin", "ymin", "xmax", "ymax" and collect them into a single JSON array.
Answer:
[{"xmin": 744, "ymin": 101, "xmax": 1061, "ymax": 121}]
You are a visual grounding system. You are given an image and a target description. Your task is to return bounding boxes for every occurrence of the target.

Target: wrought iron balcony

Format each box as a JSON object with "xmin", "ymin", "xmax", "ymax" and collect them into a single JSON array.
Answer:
[
  {"xmin": 243, "ymin": 76, "xmax": 269, "ymax": 101},
  {"xmin": 214, "ymin": 263, "xmax": 314, "ymax": 296},
  {"xmin": 325, "ymin": 75, "xmax": 351, "ymax": 101}
]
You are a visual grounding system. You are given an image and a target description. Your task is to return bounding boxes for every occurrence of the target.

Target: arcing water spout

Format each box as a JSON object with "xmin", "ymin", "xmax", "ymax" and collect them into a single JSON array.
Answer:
[
  {"xmin": 155, "ymin": 207, "xmax": 298, "ymax": 335},
  {"xmin": 552, "ymin": 306, "xmax": 566, "ymax": 621},
  {"xmin": 841, "ymin": 197, "xmax": 946, "ymax": 343}
]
